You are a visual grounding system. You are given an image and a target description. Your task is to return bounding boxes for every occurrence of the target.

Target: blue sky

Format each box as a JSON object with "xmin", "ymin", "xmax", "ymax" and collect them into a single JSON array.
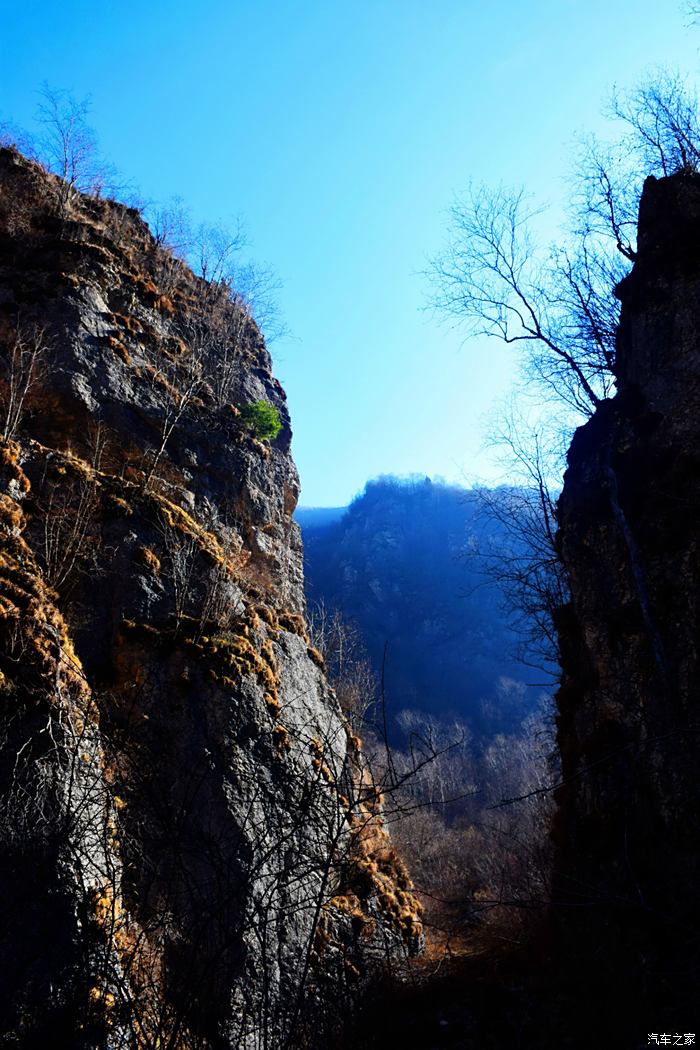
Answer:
[{"xmin": 2, "ymin": 0, "xmax": 699, "ymax": 505}]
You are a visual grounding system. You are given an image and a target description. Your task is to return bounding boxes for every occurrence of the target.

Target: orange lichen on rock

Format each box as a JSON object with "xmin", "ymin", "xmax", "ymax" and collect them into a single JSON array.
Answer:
[
  {"xmin": 309, "ymin": 736, "xmax": 336, "ymax": 784},
  {"xmin": 107, "ymin": 494, "xmax": 133, "ymax": 515},
  {"xmin": 0, "ymin": 439, "xmax": 31, "ymax": 494},
  {"xmin": 318, "ymin": 742, "xmax": 424, "ymax": 954},
  {"xmin": 106, "ymin": 335, "xmax": 132, "ymax": 365},
  {"xmin": 344, "ymin": 810, "xmax": 423, "ymax": 943},
  {"xmin": 272, "ymin": 724, "xmax": 291, "ymax": 751},
  {"xmin": 150, "ymin": 491, "xmax": 223, "ymax": 562},
  {"xmin": 0, "ymin": 483, "xmax": 88, "ymax": 701},
  {"xmin": 137, "ymin": 546, "xmax": 161, "ymax": 574},
  {"xmin": 264, "ymin": 690, "xmax": 282, "ymax": 716},
  {"xmin": 306, "ymin": 645, "xmax": 326, "ymax": 670},
  {"xmin": 277, "ymin": 609, "xmax": 310, "ymax": 642},
  {"xmin": 0, "ymin": 493, "xmax": 23, "ymax": 533},
  {"xmin": 254, "ymin": 603, "xmax": 278, "ymax": 628}
]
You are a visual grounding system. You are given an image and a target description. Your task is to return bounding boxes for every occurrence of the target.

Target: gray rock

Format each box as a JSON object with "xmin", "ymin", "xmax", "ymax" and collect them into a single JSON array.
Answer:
[{"xmin": 0, "ymin": 146, "xmax": 420, "ymax": 1049}]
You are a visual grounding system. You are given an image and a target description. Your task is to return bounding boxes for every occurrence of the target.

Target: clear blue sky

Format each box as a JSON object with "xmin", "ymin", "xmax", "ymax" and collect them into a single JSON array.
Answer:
[{"xmin": 1, "ymin": 1, "xmax": 698, "ymax": 505}]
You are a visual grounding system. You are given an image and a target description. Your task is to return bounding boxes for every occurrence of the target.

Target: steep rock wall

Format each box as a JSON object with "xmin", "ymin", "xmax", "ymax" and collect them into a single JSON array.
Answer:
[
  {"xmin": 0, "ymin": 148, "xmax": 421, "ymax": 1049},
  {"xmin": 554, "ymin": 171, "xmax": 700, "ymax": 1007}
]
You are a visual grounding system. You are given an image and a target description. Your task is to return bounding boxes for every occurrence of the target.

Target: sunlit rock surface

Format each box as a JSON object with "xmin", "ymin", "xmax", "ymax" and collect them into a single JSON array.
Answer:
[{"xmin": 0, "ymin": 147, "xmax": 420, "ymax": 1049}]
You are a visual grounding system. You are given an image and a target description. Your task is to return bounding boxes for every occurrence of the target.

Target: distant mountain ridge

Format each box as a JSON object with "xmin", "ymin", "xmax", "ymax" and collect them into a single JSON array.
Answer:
[
  {"xmin": 295, "ymin": 506, "xmax": 346, "ymax": 529},
  {"xmin": 298, "ymin": 476, "xmax": 551, "ymax": 736}
]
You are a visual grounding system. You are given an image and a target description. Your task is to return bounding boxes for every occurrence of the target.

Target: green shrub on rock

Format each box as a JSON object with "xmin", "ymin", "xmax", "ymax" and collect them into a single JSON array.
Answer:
[{"xmin": 240, "ymin": 399, "xmax": 282, "ymax": 441}]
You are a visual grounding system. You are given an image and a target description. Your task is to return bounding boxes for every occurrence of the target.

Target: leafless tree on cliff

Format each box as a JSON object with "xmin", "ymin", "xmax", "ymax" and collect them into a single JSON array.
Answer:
[
  {"xmin": 0, "ymin": 120, "xmax": 36, "ymax": 158},
  {"xmin": 35, "ymin": 84, "xmax": 116, "ymax": 205},
  {"xmin": 192, "ymin": 219, "xmax": 247, "ymax": 286},
  {"xmin": 610, "ymin": 73, "xmax": 700, "ymax": 177},
  {"xmin": 142, "ymin": 350, "xmax": 205, "ymax": 490},
  {"xmin": 194, "ymin": 225, "xmax": 287, "ymax": 342},
  {"xmin": 308, "ymin": 601, "xmax": 378, "ymax": 730},
  {"xmin": 429, "ymin": 183, "xmax": 618, "ymax": 416},
  {"xmin": 0, "ymin": 322, "xmax": 52, "ymax": 441},
  {"xmin": 178, "ymin": 312, "xmax": 245, "ymax": 410},
  {"xmin": 150, "ymin": 198, "xmax": 193, "ymax": 258},
  {"xmin": 430, "ymin": 71, "xmax": 700, "ymax": 659},
  {"xmin": 145, "ymin": 199, "xmax": 192, "ymax": 293},
  {"xmin": 233, "ymin": 261, "xmax": 287, "ymax": 344},
  {"xmin": 41, "ymin": 473, "xmax": 101, "ymax": 594},
  {"xmin": 431, "ymin": 72, "xmax": 700, "ymax": 412},
  {"xmin": 155, "ymin": 514, "xmax": 199, "ymax": 628},
  {"xmin": 472, "ymin": 407, "xmax": 570, "ymax": 670}
]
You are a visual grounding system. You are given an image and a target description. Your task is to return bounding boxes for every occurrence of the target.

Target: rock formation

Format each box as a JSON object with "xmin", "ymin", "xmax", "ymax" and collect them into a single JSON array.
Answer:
[
  {"xmin": 555, "ymin": 171, "xmax": 700, "ymax": 1011},
  {"xmin": 0, "ymin": 148, "xmax": 421, "ymax": 1049}
]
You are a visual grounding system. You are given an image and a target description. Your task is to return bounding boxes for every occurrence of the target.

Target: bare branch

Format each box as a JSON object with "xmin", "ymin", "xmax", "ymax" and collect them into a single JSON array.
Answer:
[{"xmin": 0, "ymin": 322, "xmax": 52, "ymax": 440}]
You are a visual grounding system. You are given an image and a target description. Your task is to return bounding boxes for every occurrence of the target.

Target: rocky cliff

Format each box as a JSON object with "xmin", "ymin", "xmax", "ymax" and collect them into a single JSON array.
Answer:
[
  {"xmin": 0, "ymin": 148, "xmax": 421, "ymax": 1049},
  {"xmin": 554, "ymin": 171, "xmax": 700, "ymax": 1011}
]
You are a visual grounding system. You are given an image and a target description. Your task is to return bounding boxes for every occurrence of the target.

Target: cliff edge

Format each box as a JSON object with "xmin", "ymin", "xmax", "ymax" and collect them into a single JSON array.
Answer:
[
  {"xmin": 0, "ymin": 148, "xmax": 421, "ymax": 1049},
  {"xmin": 555, "ymin": 171, "xmax": 700, "ymax": 1015}
]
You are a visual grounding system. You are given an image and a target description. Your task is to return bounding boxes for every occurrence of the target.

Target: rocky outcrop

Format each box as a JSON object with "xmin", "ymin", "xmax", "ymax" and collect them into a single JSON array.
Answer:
[
  {"xmin": 554, "ymin": 172, "xmax": 700, "ymax": 1006},
  {"xmin": 0, "ymin": 148, "xmax": 421, "ymax": 1049}
]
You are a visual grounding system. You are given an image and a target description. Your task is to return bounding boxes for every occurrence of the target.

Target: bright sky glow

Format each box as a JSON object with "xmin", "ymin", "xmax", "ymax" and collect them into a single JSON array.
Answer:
[{"xmin": 2, "ymin": 1, "xmax": 699, "ymax": 504}]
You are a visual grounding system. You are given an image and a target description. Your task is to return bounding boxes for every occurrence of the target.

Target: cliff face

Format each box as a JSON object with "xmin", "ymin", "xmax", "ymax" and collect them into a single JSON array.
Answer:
[
  {"xmin": 555, "ymin": 172, "xmax": 700, "ymax": 1002},
  {"xmin": 0, "ymin": 149, "xmax": 421, "ymax": 1049}
]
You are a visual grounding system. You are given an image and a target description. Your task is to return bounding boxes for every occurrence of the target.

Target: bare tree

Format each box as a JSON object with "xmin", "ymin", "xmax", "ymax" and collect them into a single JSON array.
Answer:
[
  {"xmin": 430, "ymin": 71, "xmax": 700, "ymax": 667},
  {"xmin": 234, "ymin": 261, "xmax": 287, "ymax": 344},
  {"xmin": 430, "ymin": 184, "xmax": 616, "ymax": 416},
  {"xmin": 142, "ymin": 350, "xmax": 205, "ymax": 490},
  {"xmin": 192, "ymin": 219, "xmax": 246, "ymax": 288},
  {"xmin": 385, "ymin": 700, "xmax": 556, "ymax": 950},
  {"xmin": 0, "ymin": 120, "xmax": 36, "ymax": 156},
  {"xmin": 41, "ymin": 473, "xmax": 100, "ymax": 594},
  {"xmin": 146, "ymin": 198, "xmax": 194, "ymax": 294},
  {"xmin": 469, "ymin": 407, "xmax": 571, "ymax": 671},
  {"xmin": 308, "ymin": 602, "xmax": 378, "ymax": 730},
  {"xmin": 610, "ymin": 72, "xmax": 700, "ymax": 178},
  {"xmin": 178, "ymin": 313, "xmax": 244, "ymax": 410},
  {"xmin": 149, "ymin": 197, "xmax": 192, "ymax": 257},
  {"xmin": 155, "ymin": 513, "xmax": 199, "ymax": 628},
  {"xmin": 432, "ymin": 72, "xmax": 700, "ymax": 419},
  {"xmin": 35, "ymin": 84, "xmax": 114, "ymax": 205},
  {"xmin": 0, "ymin": 322, "xmax": 51, "ymax": 440}
]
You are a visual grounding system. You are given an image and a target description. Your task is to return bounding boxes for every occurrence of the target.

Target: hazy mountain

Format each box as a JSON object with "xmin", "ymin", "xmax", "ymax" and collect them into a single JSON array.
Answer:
[
  {"xmin": 299, "ymin": 475, "xmax": 552, "ymax": 736},
  {"xmin": 295, "ymin": 506, "xmax": 346, "ymax": 529}
]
